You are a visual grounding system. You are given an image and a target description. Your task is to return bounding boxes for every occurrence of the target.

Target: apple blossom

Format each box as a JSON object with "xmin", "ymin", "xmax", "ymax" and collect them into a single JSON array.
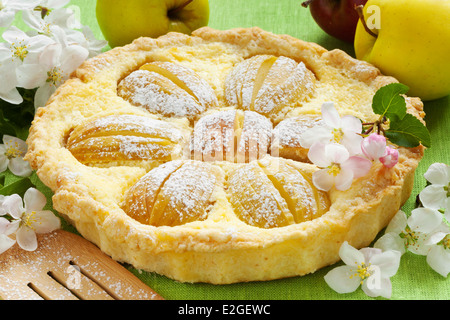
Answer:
[
  {"xmin": 308, "ymin": 142, "xmax": 372, "ymax": 191},
  {"xmin": 17, "ymin": 40, "xmax": 88, "ymax": 109},
  {"xmin": 0, "ymin": 57, "xmax": 22, "ymax": 104},
  {"xmin": 324, "ymin": 241, "xmax": 401, "ymax": 299},
  {"xmin": 0, "ymin": 135, "xmax": 33, "ymax": 177},
  {"xmin": 0, "ymin": 188, "xmax": 60, "ymax": 252},
  {"xmin": 418, "ymin": 162, "xmax": 450, "ymax": 212},
  {"xmin": 0, "ymin": 0, "xmax": 40, "ymax": 28},
  {"xmin": 374, "ymin": 209, "xmax": 443, "ymax": 256},
  {"xmin": 300, "ymin": 102, "xmax": 363, "ymax": 155},
  {"xmin": 426, "ymin": 227, "xmax": 450, "ymax": 278},
  {"xmin": 379, "ymin": 146, "xmax": 399, "ymax": 168},
  {"xmin": 0, "ymin": 26, "xmax": 54, "ymax": 66}
]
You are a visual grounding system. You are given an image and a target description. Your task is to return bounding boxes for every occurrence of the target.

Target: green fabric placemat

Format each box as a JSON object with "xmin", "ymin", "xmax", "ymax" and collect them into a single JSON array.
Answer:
[{"xmin": 2, "ymin": 0, "xmax": 449, "ymax": 300}]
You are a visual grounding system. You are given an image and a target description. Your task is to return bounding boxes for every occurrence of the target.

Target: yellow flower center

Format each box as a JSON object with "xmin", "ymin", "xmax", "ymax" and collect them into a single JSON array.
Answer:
[
  {"xmin": 22, "ymin": 211, "xmax": 38, "ymax": 230},
  {"xmin": 327, "ymin": 164, "xmax": 341, "ymax": 176},
  {"xmin": 11, "ymin": 42, "xmax": 29, "ymax": 61},
  {"xmin": 400, "ymin": 226, "xmax": 420, "ymax": 249},
  {"xmin": 332, "ymin": 128, "xmax": 344, "ymax": 143},
  {"xmin": 440, "ymin": 235, "xmax": 450, "ymax": 250},
  {"xmin": 5, "ymin": 140, "xmax": 23, "ymax": 159},
  {"xmin": 350, "ymin": 262, "xmax": 373, "ymax": 285},
  {"xmin": 47, "ymin": 67, "xmax": 63, "ymax": 86}
]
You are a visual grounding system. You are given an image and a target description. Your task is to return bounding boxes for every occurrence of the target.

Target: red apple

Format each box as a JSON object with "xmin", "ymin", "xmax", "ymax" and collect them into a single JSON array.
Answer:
[{"xmin": 302, "ymin": 0, "xmax": 368, "ymax": 43}]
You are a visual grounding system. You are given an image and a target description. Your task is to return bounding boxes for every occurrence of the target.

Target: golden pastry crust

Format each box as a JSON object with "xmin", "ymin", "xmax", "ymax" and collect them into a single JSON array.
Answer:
[{"xmin": 26, "ymin": 27, "xmax": 424, "ymax": 284}]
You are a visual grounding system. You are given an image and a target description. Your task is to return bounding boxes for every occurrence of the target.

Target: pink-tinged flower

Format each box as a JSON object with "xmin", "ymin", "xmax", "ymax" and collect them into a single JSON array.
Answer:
[
  {"xmin": 362, "ymin": 133, "xmax": 387, "ymax": 161},
  {"xmin": 308, "ymin": 142, "xmax": 372, "ymax": 191},
  {"xmin": 361, "ymin": 133, "xmax": 399, "ymax": 168},
  {"xmin": 380, "ymin": 147, "xmax": 399, "ymax": 168},
  {"xmin": 300, "ymin": 102, "xmax": 363, "ymax": 156}
]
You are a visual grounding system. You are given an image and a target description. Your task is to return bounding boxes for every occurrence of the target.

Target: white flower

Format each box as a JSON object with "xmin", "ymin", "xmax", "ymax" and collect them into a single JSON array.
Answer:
[
  {"xmin": 17, "ymin": 40, "xmax": 88, "ymax": 109},
  {"xmin": 300, "ymin": 102, "xmax": 364, "ymax": 156},
  {"xmin": 0, "ymin": 56, "xmax": 22, "ymax": 104},
  {"xmin": 419, "ymin": 163, "xmax": 450, "ymax": 212},
  {"xmin": 0, "ymin": 135, "xmax": 33, "ymax": 177},
  {"xmin": 0, "ymin": 0, "xmax": 40, "ymax": 28},
  {"xmin": 0, "ymin": 188, "xmax": 60, "ymax": 252},
  {"xmin": 0, "ymin": 26, "xmax": 54, "ymax": 66},
  {"xmin": 426, "ymin": 225, "xmax": 450, "ymax": 278},
  {"xmin": 0, "ymin": 216, "xmax": 16, "ymax": 254},
  {"xmin": 308, "ymin": 142, "xmax": 372, "ymax": 191},
  {"xmin": 324, "ymin": 241, "xmax": 401, "ymax": 299},
  {"xmin": 65, "ymin": 26, "xmax": 108, "ymax": 58},
  {"xmin": 374, "ymin": 209, "xmax": 443, "ymax": 255},
  {"xmin": 22, "ymin": 7, "xmax": 80, "ymax": 37}
]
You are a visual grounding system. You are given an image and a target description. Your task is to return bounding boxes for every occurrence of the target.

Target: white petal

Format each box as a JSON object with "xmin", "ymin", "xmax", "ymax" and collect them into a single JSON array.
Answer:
[
  {"xmin": 324, "ymin": 265, "xmax": 361, "ymax": 294},
  {"xmin": 341, "ymin": 156, "xmax": 372, "ymax": 179},
  {"xmin": 374, "ymin": 233, "xmax": 406, "ymax": 255},
  {"xmin": 2, "ymin": 194, "xmax": 24, "ymax": 219},
  {"xmin": 312, "ymin": 169, "xmax": 335, "ymax": 192},
  {"xmin": 31, "ymin": 210, "xmax": 60, "ymax": 233},
  {"xmin": 39, "ymin": 43, "xmax": 62, "ymax": 69},
  {"xmin": 16, "ymin": 63, "xmax": 48, "ymax": 89},
  {"xmin": 334, "ymin": 168, "xmax": 354, "ymax": 191},
  {"xmin": 308, "ymin": 142, "xmax": 331, "ymax": 168},
  {"xmin": 0, "ymin": 154, "xmax": 8, "ymax": 173},
  {"xmin": 385, "ymin": 210, "xmax": 408, "ymax": 234},
  {"xmin": 339, "ymin": 241, "xmax": 365, "ymax": 266},
  {"xmin": 0, "ymin": 88, "xmax": 23, "ymax": 105},
  {"xmin": 34, "ymin": 83, "xmax": 55, "ymax": 109},
  {"xmin": 3, "ymin": 135, "xmax": 27, "ymax": 154},
  {"xmin": 8, "ymin": 157, "xmax": 33, "ymax": 177},
  {"xmin": 408, "ymin": 207, "xmax": 443, "ymax": 234},
  {"xmin": 16, "ymin": 226, "xmax": 38, "ymax": 251},
  {"xmin": 423, "ymin": 163, "xmax": 450, "ymax": 186},
  {"xmin": 369, "ymin": 250, "xmax": 401, "ymax": 278},
  {"xmin": 325, "ymin": 143, "xmax": 349, "ymax": 164},
  {"xmin": 0, "ymin": 234, "xmax": 16, "ymax": 254},
  {"xmin": 321, "ymin": 102, "xmax": 341, "ymax": 129},
  {"xmin": 60, "ymin": 45, "xmax": 89, "ymax": 74},
  {"xmin": 419, "ymin": 185, "xmax": 447, "ymax": 210},
  {"xmin": 341, "ymin": 133, "xmax": 364, "ymax": 156},
  {"xmin": 359, "ymin": 247, "xmax": 383, "ymax": 263},
  {"xmin": 426, "ymin": 245, "xmax": 450, "ymax": 277},
  {"xmin": 0, "ymin": 11, "xmax": 15, "ymax": 28},
  {"xmin": 341, "ymin": 115, "xmax": 363, "ymax": 133},
  {"xmin": 362, "ymin": 276, "xmax": 392, "ymax": 299},
  {"xmin": 24, "ymin": 188, "xmax": 47, "ymax": 212},
  {"xmin": 299, "ymin": 126, "xmax": 332, "ymax": 149},
  {"xmin": 0, "ymin": 217, "xmax": 9, "ymax": 234}
]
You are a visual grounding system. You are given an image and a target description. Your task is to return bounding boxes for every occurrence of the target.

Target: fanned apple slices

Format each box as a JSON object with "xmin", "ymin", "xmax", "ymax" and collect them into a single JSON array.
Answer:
[
  {"xmin": 228, "ymin": 157, "xmax": 330, "ymax": 229},
  {"xmin": 225, "ymin": 55, "xmax": 316, "ymax": 121},
  {"xmin": 271, "ymin": 114, "xmax": 324, "ymax": 162},
  {"xmin": 67, "ymin": 114, "xmax": 187, "ymax": 166},
  {"xmin": 118, "ymin": 61, "xmax": 218, "ymax": 119},
  {"xmin": 122, "ymin": 160, "xmax": 224, "ymax": 227},
  {"xmin": 190, "ymin": 109, "xmax": 273, "ymax": 163}
]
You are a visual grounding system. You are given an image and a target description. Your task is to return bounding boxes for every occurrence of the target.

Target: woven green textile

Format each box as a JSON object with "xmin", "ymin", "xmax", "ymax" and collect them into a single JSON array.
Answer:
[{"xmin": 3, "ymin": 0, "xmax": 449, "ymax": 300}]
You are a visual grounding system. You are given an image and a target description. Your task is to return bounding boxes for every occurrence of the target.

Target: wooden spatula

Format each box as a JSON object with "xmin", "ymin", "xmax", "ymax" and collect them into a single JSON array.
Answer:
[{"xmin": 0, "ymin": 229, "xmax": 163, "ymax": 300}]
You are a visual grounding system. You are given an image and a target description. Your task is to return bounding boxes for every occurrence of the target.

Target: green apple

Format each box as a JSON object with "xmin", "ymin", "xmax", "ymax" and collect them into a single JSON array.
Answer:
[
  {"xmin": 354, "ymin": 0, "xmax": 450, "ymax": 101},
  {"xmin": 96, "ymin": 0, "xmax": 210, "ymax": 48}
]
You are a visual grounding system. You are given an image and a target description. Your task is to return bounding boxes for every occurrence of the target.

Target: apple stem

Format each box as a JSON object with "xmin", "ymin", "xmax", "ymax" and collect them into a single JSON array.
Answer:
[
  {"xmin": 169, "ymin": 0, "xmax": 194, "ymax": 16},
  {"xmin": 301, "ymin": 0, "xmax": 314, "ymax": 8},
  {"xmin": 355, "ymin": 5, "xmax": 378, "ymax": 38}
]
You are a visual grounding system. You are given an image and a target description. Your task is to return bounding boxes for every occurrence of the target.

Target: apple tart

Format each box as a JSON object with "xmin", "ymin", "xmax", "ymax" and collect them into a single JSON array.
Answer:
[{"xmin": 25, "ymin": 27, "xmax": 425, "ymax": 284}]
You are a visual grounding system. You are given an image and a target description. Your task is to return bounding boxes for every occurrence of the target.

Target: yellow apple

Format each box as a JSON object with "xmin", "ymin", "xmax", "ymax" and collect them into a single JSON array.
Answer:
[
  {"xmin": 354, "ymin": 0, "xmax": 450, "ymax": 101},
  {"xmin": 96, "ymin": 0, "xmax": 210, "ymax": 48}
]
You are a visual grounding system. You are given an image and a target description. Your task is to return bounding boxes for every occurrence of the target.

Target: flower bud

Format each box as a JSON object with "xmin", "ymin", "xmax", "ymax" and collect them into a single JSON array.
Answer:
[
  {"xmin": 380, "ymin": 147, "xmax": 399, "ymax": 168},
  {"xmin": 361, "ymin": 133, "xmax": 387, "ymax": 161}
]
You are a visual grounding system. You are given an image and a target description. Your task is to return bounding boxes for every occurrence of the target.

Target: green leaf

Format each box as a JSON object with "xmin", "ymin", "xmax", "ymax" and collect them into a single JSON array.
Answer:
[
  {"xmin": 372, "ymin": 83, "xmax": 409, "ymax": 121},
  {"xmin": 385, "ymin": 113, "xmax": 431, "ymax": 148},
  {"xmin": 0, "ymin": 176, "xmax": 34, "ymax": 197}
]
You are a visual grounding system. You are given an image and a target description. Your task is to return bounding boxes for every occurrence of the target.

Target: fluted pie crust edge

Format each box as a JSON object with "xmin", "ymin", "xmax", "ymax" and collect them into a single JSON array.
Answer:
[{"xmin": 25, "ymin": 27, "xmax": 425, "ymax": 284}]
